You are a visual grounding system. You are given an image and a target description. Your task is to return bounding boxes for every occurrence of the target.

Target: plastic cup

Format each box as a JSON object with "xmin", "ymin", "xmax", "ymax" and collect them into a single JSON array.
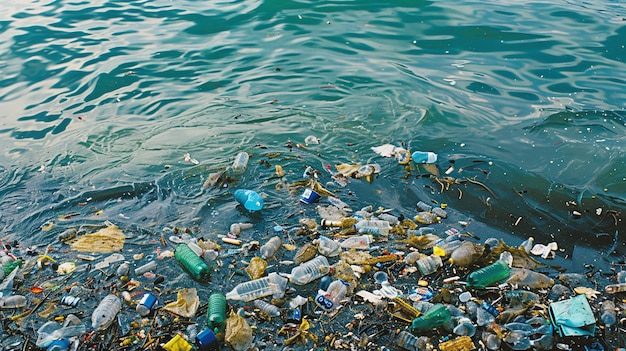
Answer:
[{"xmin": 300, "ymin": 188, "xmax": 320, "ymax": 204}]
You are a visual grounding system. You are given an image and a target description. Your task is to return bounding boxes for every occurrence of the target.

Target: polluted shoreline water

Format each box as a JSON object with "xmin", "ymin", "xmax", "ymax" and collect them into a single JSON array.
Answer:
[{"xmin": 0, "ymin": 141, "xmax": 624, "ymax": 351}]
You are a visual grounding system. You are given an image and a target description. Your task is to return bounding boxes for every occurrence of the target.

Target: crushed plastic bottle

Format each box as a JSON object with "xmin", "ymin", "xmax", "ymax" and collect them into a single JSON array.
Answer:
[
  {"xmin": 316, "ymin": 235, "xmax": 341, "ymax": 257},
  {"xmin": 36, "ymin": 314, "xmax": 85, "ymax": 348},
  {"xmin": 414, "ymin": 212, "xmax": 439, "ymax": 225},
  {"xmin": 259, "ymin": 236, "xmax": 282, "ymax": 260},
  {"xmin": 600, "ymin": 299, "xmax": 616, "ymax": 327},
  {"xmin": 91, "ymin": 294, "xmax": 122, "ymax": 331},
  {"xmin": 315, "ymin": 279, "xmax": 348, "ymax": 312},
  {"xmin": 229, "ymin": 222, "xmax": 253, "ymax": 236},
  {"xmin": 289, "ymin": 255, "xmax": 330, "ymax": 285},
  {"xmin": 416, "ymin": 255, "xmax": 442, "ymax": 276},
  {"xmin": 339, "ymin": 235, "xmax": 372, "ymax": 250},
  {"xmin": 449, "ymin": 241, "xmax": 483, "ymax": 267},
  {"xmin": 226, "ymin": 272, "xmax": 288, "ymax": 302}
]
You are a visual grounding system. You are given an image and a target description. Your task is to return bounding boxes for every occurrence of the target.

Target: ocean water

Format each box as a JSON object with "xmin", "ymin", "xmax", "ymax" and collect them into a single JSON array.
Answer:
[
  {"xmin": 1, "ymin": 0, "xmax": 626, "ymax": 349},
  {"xmin": 1, "ymin": 0, "xmax": 626, "ymax": 289}
]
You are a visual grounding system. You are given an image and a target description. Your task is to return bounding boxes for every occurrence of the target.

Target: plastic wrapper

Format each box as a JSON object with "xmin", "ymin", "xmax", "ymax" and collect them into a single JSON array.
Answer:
[
  {"xmin": 245, "ymin": 257, "xmax": 267, "ymax": 280},
  {"xmin": 225, "ymin": 310, "xmax": 254, "ymax": 351},
  {"xmin": 162, "ymin": 288, "xmax": 200, "ymax": 318},
  {"xmin": 70, "ymin": 225, "xmax": 125, "ymax": 253}
]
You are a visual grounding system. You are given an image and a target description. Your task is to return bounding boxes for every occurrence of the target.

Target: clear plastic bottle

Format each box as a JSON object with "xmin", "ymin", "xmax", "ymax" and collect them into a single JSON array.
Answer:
[
  {"xmin": 0, "ymin": 295, "xmax": 26, "ymax": 308},
  {"xmin": 506, "ymin": 268, "xmax": 554, "ymax": 289},
  {"xmin": 234, "ymin": 189, "xmax": 264, "ymax": 212},
  {"xmin": 320, "ymin": 218, "xmax": 357, "ymax": 229},
  {"xmin": 207, "ymin": 293, "xmax": 227, "ymax": 332},
  {"xmin": 316, "ymin": 236, "xmax": 341, "ymax": 257},
  {"xmin": 431, "ymin": 207, "xmax": 447, "ymax": 219},
  {"xmin": 395, "ymin": 330, "xmax": 430, "ymax": 351},
  {"xmin": 414, "ymin": 212, "xmax": 439, "ymax": 225},
  {"xmin": 315, "ymin": 280, "xmax": 347, "ymax": 312},
  {"xmin": 254, "ymin": 299, "xmax": 281, "ymax": 317},
  {"xmin": 416, "ymin": 255, "xmax": 442, "ymax": 276},
  {"xmin": 466, "ymin": 259, "xmax": 511, "ymax": 289},
  {"xmin": 37, "ymin": 314, "xmax": 85, "ymax": 348},
  {"xmin": 289, "ymin": 255, "xmax": 330, "ymax": 285},
  {"xmin": 259, "ymin": 236, "xmax": 282, "ymax": 260},
  {"xmin": 230, "ymin": 222, "xmax": 253, "ymax": 236},
  {"xmin": 136, "ymin": 292, "xmax": 158, "ymax": 317},
  {"xmin": 134, "ymin": 260, "xmax": 157, "ymax": 276},
  {"xmin": 225, "ymin": 272, "xmax": 288, "ymax": 302},
  {"xmin": 340, "ymin": 235, "xmax": 372, "ymax": 250},
  {"xmin": 416, "ymin": 201, "xmax": 433, "ymax": 212},
  {"xmin": 231, "ymin": 152, "xmax": 249, "ymax": 174},
  {"xmin": 600, "ymin": 299, "xmax": 617, "ymax": 327},
  {"xmin": 449, "ymin": 242, "xmax": 483, "ymax": 267},
  {"xmin": 354, "ymin": 219, "xmax": 391, "ymax": 236},
  {"xmin": 377, "ymin": 213, "xmax": 399, "ymax": 225},
  {"xmin": 91, "ymin": 294, "xmax": 122, "ymax": 331}
]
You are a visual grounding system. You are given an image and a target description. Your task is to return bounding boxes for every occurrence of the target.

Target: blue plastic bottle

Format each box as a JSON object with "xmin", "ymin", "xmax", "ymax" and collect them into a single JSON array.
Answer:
[{"xmin": 234, "ymin": 189, "xmax": 264, "ymax": 211}]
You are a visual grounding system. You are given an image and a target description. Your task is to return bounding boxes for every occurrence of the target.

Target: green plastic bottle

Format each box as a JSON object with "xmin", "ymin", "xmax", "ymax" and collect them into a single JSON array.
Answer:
[
  {"xmin": 207, "ymin": 293, "xmax": 227, "ymax": 334},
  {"xmin": 175, "ymin": 243, "xmax": 210, "ymax": 282},
  {"xmin": 3, "ymin": 259, "xmax": 23, "ymax": 277},
  {"xmin": 466, "ymin": 260, "xmax": 510, "ymax": 289},
  {"xmin": 410, "ymin": 303, "xmax": 451, "ymax": 334}
]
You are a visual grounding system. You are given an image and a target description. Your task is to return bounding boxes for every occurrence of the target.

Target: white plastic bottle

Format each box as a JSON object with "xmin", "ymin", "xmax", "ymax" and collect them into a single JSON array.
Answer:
[
  {"xmin": 289, "ymin": 255, "xmax": 330, "ymax": 285},
  {"xmin": 340, "ymin": 235, "xmax": 373, "ymax": 250},
  {"xmin": 254, "ymin": 299, "xmax": 281, "ymax": 317},
  {"xmin": 225, "ymin": 272, "xmax": 288, "ymax": 302},
  {"xmin": 354, "ymin": 219, "xmax": 391, "ymax": 236},
  {"xmin": 316, "ymin": 236, "xmax": 341, "ymax": 257}
]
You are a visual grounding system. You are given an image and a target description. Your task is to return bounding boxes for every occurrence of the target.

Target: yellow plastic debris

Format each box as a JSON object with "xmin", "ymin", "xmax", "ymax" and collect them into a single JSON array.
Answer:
[
  {"xmin": 70, "ymin": 225, "xmax": 125, "ymax": 253},
  {"xmin": 162, "ymin": 334, "xmax": 192, "ymax": 351},
  {"xmin": 162, "ymin": 288, "xmax": 200, "ymax": 318},
  {"xmin": 225, "ymin": 310, "xmax": 254, "ymax": 351}
]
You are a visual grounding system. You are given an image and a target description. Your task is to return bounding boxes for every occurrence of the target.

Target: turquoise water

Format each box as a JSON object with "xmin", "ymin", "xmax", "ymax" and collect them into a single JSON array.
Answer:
[
  {"xmin": 2, "ymin": 0, "xmax": 624, "ymax": 255},
  {"xmin": 1, "ymin": 0, "xmax": 626, "ymax": 349}
]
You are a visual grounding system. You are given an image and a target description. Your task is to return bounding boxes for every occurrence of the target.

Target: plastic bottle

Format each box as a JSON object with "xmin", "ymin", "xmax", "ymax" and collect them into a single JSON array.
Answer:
[
  {"xmin": 377, "ymin": 213, "xmax": 399, "ymax": 225},
  {"xmin": 416, "ymin": 201, "xmax": 433, "ymax": 212},
  {"xmin": 449, "ymin": 242, "xmax": 483, "ymax": 267},
  {"xmin": 466, "ymin": 259, "xmax": 511, "ymax": 289},
  {"xmin": 91, "ymin": 294, "xmax": 122, "ymax": 331},
  {"xmin": 504, "ymin": 290, "xmax": 540, "ymax": 305},
  {"xmin": 320, "ymin": 218, "xmax": 357, "ymax": 229},
  {"xmin": 134, "ymin": 260, "xmax": 157, "ymax": 276},
  {"xmin": 259, "ymin": 236, "xmax": 282, "ymax": 260},
  {"xmin": 315, "ymin": 280, "xmax": 348, "ymax": 312},
  {"xmin": 136, "ymin": 292, "xmax": 158, "ymax": 317},
  {"xmin": 431, "ymin": 207, "xmax": 447, "ymax": 219},
  {"xmin": 175, "ymin": 243, "xmax": 211, "ymax": 282},
  {"xmin": 231, "ymin": 152, "xmax": 249, "ymax": 174},
  {"xmin": 340, "ymin": 235, "xmax": 372, "ymax": 250},
  {"xmin": 412, "ymin": 151, "xmax": 437, "ymax": 164},
  {"xmin": 116, "ymin": 262, "xmax": 130, "ymax": 277},
  {"xmin": 482, "ymin": 332, "xmax": 501, "ymax": 351},
  {"xmin": 207, "ymin": 293, "xmax": 227, "ymax": 333},
  {"xmin": 289, "ymin": 255, "xmax": 330, "ymax": 285},
  {"xmin": 225, "ymin": 272, "xmax": 288, "ymax": 302},
  {"xmin": 405, "ymin": 251, "xmax": 422, "ymax": 265},
  {"xmin": 316, "ymin": 236, "xmax": 341, "ymax": 257},
  {"xmin": 451, "ymin": 316, "xmax": 476, "ymax": 337},
  {"xmin": 0, "ymin": 295, "xmax": 26, "ymax": 309},
  {"xmin": 600, "ymin": 299, "xmax": 616, "ymax": 327},
  {"xmin": 234, "ymin": 189, "xmax": 264, "ymax": 211},
  {"xmin": 506, "ymin": 268, "xmax": 554, "ymax": 289},
  {"xmin": 37, "ymin": 314, "xmax": 85, "ymax": 348},
  {"xmin": 433, "ymin": 239, "xmax": 463, "ymax": 257},
  {"xmin": 229, "ymin": 222, "xmax": 253, "ymax": 236},
  {"xmin": 410, "ymin": 303, "xmax": 451, "ymax": 334},
  {"xmin": 414, "ymin": 212, "xmax": 439, "ymax": 225},
  {"xmin": 254, "ymin": 299, "xmax": 281, "ymax": 317},
  {"xmin": 2, "ymin": 259, "xmax": 22, "ymax": 276},
  {"xmin": 416, "ymin": 255, "xmax": 442, "ymax": 276},
  {"xmin": 604, "ymin": 282, "xmax": 626, "ymax": 294},
  {"xmin": 395, "ymin": 330, "xmax": 430, "ymax": 351},
  {"xmin": 354, "ymin": 219, "xmax": 391, "ymax": 236}
]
